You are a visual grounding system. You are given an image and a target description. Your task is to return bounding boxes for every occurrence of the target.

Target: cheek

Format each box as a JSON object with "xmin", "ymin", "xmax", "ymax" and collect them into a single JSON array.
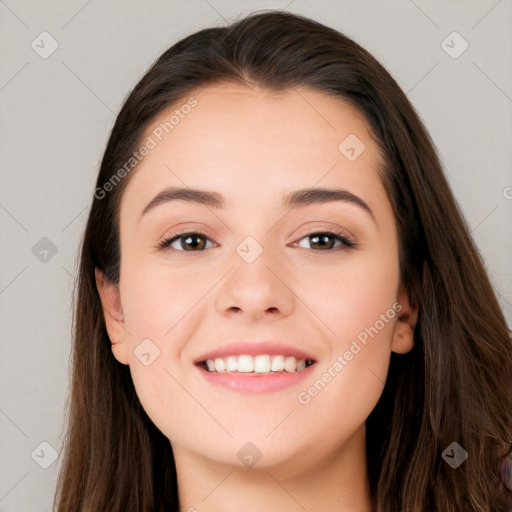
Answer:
[
  {"xmin": 119, "ymin": 262, "xmax": 217, "ymax": 439},
  {"xmin": 304, "ymin": 244, "xmax": 400, "ymax": 349},
  {"xmin": 294, "ymin": 245, "xmax": 399, "ymax": 423},
  {"xmin": 295, "ymin": 287, "xmax": 397, "ymax": 448},
  {"xmin": 120, "ymin": 259, "xmax": 208, "ymax": 344},
  {"xmin": 295, "ymin": 345, "xmax": 390, "ymax": 456}
]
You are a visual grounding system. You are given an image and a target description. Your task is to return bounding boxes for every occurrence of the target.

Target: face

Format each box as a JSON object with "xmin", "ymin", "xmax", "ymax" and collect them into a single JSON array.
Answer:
[{"xmin": 97, "ymin": 82, "xmax": 416, "ymax": 474}]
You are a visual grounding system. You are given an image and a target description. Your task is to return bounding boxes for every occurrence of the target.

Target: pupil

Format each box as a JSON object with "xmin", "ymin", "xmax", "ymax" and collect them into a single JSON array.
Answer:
[
  {"xmin": 312, "ymin": 234, "xmax": 332, "ymax": 250},
  {"xmin": 184, "ymin": 235, "xmax": 204, "ymax": 250}
]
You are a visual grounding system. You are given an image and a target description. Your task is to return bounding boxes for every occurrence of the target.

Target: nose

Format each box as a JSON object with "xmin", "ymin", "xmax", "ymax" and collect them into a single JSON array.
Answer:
[{"xmin": 215, "ymin": 254, "xmax": 295, "ymax": 322}]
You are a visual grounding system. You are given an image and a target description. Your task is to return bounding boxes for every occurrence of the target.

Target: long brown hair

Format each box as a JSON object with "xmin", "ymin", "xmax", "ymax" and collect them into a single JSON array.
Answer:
[{"xmin": 53, "ymin": 10, "xmax": 512, "ymax": 511}]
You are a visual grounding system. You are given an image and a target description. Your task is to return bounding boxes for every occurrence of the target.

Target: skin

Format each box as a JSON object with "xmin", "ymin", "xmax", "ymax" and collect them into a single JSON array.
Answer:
[{"xmin": 96, "ymin": 82, "xmax": 417, "ymax": 512}]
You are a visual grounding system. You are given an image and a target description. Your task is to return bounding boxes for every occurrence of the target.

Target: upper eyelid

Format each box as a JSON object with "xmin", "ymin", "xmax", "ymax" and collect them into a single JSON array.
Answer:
[
  {"xmin": 162, "ymin": 228, "xmax": 351, "ymax": 240},
  {"xmin": 156, "ymin": 216, "xmax": 357, "ymax": 240}
]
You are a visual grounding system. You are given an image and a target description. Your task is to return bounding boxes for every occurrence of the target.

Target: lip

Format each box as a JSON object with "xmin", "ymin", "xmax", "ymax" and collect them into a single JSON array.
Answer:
[
  {"xmin": 195, "ymin": 361, "xmax": 315, "ymax": 394},
  {"xmin": 194, "ymin": 341, "xmax": 317, "ymax": 364},
  {"xmin": 193, "ymin": 341, "xmax": 317, "ymax": 395}
]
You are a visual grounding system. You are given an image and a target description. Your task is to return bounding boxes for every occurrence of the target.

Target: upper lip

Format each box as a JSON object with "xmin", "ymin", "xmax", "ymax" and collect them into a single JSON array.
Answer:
[{"xmin": 194, "ymin": 341, "xmax": 317, "ymax": 364}]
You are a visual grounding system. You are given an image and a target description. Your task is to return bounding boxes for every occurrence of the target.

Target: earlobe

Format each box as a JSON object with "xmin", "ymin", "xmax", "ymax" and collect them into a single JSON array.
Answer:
[
  {"xmin": 94, "ymin": 268, "xmax": 130, "ymax": 365},
  {"xmin": 391, "ymin": 322, "xmax": 415, "ymax": 354},
  {"xmin": 391, "ymin": 287, "xmax": 418, "ymax": 355}
]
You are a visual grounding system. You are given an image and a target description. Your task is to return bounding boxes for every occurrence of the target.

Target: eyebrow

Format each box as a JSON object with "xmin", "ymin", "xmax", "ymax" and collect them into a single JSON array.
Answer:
[{"xmin": 140, "ymin": 186, "xmax": 374, "ymax": 220}]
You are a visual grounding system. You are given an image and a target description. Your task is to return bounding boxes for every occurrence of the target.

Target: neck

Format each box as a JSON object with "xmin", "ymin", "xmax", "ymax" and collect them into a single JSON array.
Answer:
[{"xmin": 173, "ymin": 425, "xmax": 373, "ymax": 512}]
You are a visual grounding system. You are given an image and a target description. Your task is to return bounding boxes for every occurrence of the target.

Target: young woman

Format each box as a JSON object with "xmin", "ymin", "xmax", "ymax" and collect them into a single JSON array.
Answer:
[{"xmin": 53, "ymin": 10, "xmax": 512, "ymax": 512}]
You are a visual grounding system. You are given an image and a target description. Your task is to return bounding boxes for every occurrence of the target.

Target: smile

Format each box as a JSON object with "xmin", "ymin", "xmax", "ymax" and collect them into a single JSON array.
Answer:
[
  {"xmin": 200, "ymin": 354, "xmax": 315, "ymax": 374},
  {"xmin": 196, "ymin": 356, "xmax": 316, "ymax": 394}
]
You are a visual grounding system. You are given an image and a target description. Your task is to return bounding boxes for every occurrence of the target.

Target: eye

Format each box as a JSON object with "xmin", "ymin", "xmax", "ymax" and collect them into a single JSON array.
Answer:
[
  {"xmin": 295, "ymin": 231, "xmax": 355, "ymax": 251},
  {"xmin": 157, "ymin": 229, "xmax": 356, "ymax": 253},
  {"xmin": 158, "ymin": 231, "xmax": 215, "ymax": 252}
]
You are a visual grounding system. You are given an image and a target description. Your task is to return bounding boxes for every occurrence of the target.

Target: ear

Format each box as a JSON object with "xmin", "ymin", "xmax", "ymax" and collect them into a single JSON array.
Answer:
[
  {"xmin": 95, "ymin": 268, "xmax": 130, "ymax": 365},
  {"xmin": 391, "ymin": 285, "xmax": 418, "ymax": 355}
]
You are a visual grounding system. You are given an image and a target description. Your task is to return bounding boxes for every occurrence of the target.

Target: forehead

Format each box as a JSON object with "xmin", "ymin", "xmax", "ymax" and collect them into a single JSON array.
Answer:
[{"xmin": 120, "ymin": 82, "xmax": 384, "ymax": 217}]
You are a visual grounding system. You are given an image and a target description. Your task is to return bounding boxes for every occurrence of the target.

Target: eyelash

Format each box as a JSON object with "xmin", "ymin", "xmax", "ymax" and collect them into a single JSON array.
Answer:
[{"xmin": 157, "ymin": 229, "xmax": 356, "ymax": 252}]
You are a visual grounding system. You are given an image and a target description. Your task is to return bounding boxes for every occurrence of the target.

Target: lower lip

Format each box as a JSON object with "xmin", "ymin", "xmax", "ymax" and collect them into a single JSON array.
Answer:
[{"xmin": 195, "ymin": 363, "xmax": 315, "ymax": 394}]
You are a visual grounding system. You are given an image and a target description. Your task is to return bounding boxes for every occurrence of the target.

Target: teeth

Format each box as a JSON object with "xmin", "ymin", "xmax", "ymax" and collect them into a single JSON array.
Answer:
[
  {"xmin": 214, "ymin": 358, "xmax": 225, "ymax": 372},
  {"xmin": 238, "ymin": 355, "xmax": 253, "ymax": 373},
  {"xmin": 203, "ymin": 354, "xmax": 311, "ymax": 374},
  {"xmin": 225, "ymin": 355, "xmax": 238, "ymax": 372},
  {"xmin": 270, "ymin": 355, "xmax": 285, "ymax": 372},
  {"xmin": 254, "ymin": 355, "xmax": 270, "ymax": 373},
  {"xmin": 284, "ymin": 356, "xmax": 297, "ymax": 373}
]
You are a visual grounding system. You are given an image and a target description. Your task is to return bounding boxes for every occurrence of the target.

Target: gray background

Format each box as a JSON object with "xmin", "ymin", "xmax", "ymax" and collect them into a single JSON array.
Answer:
[{"xmin": 1, "ymin": 0, "xmax": 511, "ymax": 510}]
